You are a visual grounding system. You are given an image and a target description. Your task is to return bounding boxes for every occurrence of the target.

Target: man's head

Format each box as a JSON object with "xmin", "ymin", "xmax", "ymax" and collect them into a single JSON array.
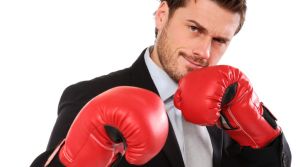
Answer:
[
  {"xmin": 155, "ymin": 0, "xmax": 246, "ymax": 37},
  {"xmin": 151, "ymin": 0, "xmax": 247, "ymax": 81}
]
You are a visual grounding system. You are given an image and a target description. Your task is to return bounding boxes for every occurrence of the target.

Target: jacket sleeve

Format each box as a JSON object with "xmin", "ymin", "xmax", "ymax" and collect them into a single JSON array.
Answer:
[
  {"xmin": 30, "ymin": 148, "xmax": 65, "ymax": 167},
  {"xmin": 222, "ymin": 133, "xmax": 291, "ymax": 167},
  {"xmin": 30, "ymin": 84, "xmax": 93, "ymax": 167}
]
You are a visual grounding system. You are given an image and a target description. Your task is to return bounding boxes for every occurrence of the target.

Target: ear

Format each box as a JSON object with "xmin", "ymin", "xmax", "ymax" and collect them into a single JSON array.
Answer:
[{"xmin": 155, "ymin": 1, "xmax": 169, "ymax": 33}]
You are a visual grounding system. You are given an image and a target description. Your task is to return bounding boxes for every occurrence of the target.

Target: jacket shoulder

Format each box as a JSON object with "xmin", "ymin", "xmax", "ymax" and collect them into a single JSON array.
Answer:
[{"xmin": 58, "ymin": 67, "xmax": 132, "ymax": 114}]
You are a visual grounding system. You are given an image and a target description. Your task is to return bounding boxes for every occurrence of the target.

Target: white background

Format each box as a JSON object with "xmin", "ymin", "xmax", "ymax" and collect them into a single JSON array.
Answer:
[{"xmin": 0, "ymin": 0, "xmax": 299, "ymax": 166}]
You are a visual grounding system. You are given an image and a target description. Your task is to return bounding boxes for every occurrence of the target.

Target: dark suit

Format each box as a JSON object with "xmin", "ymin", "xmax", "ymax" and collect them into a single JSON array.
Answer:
[{"xmin": 31, "ymin": 49, "xmax": 291, "ymax": 167}]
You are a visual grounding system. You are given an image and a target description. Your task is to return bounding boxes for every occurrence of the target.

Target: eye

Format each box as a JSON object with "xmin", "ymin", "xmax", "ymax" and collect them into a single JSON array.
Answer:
[
  {"xmin": 213, "ymin": 38, "xmax": 227, "ymax": 45},
  {"xmin": 189, "ymin": 25, "xmax": 199, "ymax": 32}
]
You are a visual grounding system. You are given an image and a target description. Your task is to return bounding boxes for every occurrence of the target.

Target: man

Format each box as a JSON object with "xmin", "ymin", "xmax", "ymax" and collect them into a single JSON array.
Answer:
[{"xmin": 31, "ymin": 0, "xmax": 291, "ymax": 166}]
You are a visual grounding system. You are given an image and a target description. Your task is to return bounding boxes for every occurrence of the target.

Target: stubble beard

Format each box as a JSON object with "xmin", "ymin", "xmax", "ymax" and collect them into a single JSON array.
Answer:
[{"xmin": 156, "ymin": 28, "xmax": 186, "ymax": 82}]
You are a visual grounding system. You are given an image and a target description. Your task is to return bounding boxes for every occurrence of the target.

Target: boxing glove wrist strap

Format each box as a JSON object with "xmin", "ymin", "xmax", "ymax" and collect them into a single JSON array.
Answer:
[{"xmin": 44, "ymin": 140, "xmax": 65, "ymax": 167}]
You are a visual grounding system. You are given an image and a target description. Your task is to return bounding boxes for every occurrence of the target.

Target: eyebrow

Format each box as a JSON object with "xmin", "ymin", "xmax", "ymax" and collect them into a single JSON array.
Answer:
[{"xmin": 187, "ymin": 19, "xmax": 231, "ymax": 42}]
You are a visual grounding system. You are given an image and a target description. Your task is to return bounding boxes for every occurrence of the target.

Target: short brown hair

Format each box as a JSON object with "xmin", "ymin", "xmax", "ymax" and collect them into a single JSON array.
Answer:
[{"xmin": 155, "ymin": 0, "xmax": 247, "ymax": 37}]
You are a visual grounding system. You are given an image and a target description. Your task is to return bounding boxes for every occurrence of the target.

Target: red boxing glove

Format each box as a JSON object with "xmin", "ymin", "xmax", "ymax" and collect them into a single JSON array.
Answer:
[
  {"xmin": 174, "ymin": 65, "xmax": 280, "ymax": 149},
  {"xmin": 57, "ymin": 86, "xmax": 168, "ymax": 167}
]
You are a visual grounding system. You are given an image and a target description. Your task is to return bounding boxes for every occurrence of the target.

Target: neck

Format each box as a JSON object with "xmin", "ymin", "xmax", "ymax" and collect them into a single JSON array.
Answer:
[{"xmin": 150, "ymin": 45, "xmax": 163, "ymax": 68}]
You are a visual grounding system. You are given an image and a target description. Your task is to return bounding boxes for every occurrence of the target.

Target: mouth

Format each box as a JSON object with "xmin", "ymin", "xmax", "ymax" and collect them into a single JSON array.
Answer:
[{"xmin": 182, "ymin": 55, "xmax": 208, "ymax": 69}]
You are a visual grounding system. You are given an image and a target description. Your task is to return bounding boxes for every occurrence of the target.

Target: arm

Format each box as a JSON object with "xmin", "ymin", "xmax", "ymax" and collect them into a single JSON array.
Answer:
[
  {"xmin": 222, "ymin": 132, "xmax": 291, "ymax": 167},
  {"xmin": 31, "ymin": 84, "xmax": 86, "ymax": 166},
  {"xmin": 31, "ymin": 86, "xmax": 169, "ymax": 167},
  {"xmin": 174, "ymin": 65, "xmax": 291, "ymax": 167}
]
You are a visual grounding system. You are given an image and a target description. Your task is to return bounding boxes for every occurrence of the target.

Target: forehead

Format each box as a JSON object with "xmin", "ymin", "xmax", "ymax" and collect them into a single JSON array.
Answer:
[{"xmin": 172, "ymin": 0, "xmax": 241, "ymax": 37}]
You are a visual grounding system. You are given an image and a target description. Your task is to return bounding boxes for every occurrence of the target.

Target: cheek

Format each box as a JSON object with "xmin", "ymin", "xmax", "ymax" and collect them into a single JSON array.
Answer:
[
  {"xmin": 176, "ymin": 55, "xmax": 190, "ymax": 72},
  {"xmin": 209, "ymin": 52, "xmax": 224, "ymax": 65},
  {"xmin": 177, "ymin": 56, "xmax": 185, "ymax": 66},
  {"xmin": 165, "ymin": 51, "xmax": 182, "ymax": 71},
  {"xmin": 210, "ymin": 46, "xmax": 228, "ymax": 65},
  {"xmin": 167, "ymin": 28, "xmax": 189, "ymax": 47},
  {"xmin": 210, "ymin": 57, "xmax": 221, "ymax": 65}
]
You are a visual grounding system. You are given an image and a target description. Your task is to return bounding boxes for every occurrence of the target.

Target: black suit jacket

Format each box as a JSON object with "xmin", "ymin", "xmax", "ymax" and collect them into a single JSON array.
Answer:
[{"xmin": 31, "ymin": 49, "xmax": 291, "ymax": 167}]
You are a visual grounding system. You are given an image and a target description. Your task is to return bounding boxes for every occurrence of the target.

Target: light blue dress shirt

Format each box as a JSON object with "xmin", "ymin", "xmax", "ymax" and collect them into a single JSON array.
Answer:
[{"xmin": 144, "ymin": 46, "xmax": 213, "ymax": 167}]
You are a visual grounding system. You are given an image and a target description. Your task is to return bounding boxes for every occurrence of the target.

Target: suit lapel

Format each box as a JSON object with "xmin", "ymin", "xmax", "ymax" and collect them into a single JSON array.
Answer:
[
  {"xmin": 128, "ymin": 49, "xmax": 159, "ymax": 93},
  {"xmin": 207, "ymin": 126, "xmax": 223, "ymax": 167},
  {"xmin": 129, "ymin": 49, "xmax": 185, "ymax": 167}
]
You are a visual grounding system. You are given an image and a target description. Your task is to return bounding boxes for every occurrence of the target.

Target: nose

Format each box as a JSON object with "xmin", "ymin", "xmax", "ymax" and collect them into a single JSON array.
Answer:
[{"xmin": 192, "ymin": 37, "xmax": 211, "ymax": 60}]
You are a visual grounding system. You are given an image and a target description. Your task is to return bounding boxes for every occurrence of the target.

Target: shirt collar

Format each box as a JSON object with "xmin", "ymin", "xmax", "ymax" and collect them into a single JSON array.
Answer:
[{"xmin": 144, "ymin": 46, "xmax": 178, "ymax": 101}]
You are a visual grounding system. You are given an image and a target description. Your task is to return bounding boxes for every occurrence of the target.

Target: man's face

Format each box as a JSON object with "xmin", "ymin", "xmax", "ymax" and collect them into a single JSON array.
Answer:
[{"xmin": 152, "ymin": 0, "xmax": 240, "ymax": 81}]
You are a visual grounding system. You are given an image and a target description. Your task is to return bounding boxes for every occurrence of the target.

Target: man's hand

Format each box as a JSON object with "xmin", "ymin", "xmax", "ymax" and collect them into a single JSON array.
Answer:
[
  {"xmin": 56, "ymin": 86, "xmax": 168, "ymax": 167},
  {"xmin": 174, "ymin": 65, "xmax": 280, "ymax": 148}
]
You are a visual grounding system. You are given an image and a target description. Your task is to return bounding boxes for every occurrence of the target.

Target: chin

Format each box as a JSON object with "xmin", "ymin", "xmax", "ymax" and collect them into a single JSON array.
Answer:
[{"xmin": 175, "ymin": 71, "xmax": 189, "ymax": 82}]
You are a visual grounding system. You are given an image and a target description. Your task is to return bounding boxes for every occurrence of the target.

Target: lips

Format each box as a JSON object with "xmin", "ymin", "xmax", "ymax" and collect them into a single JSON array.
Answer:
[
  {"xmin": 185, "ymin": 56, "xmax": 201, "ymax": 66},
  {"xmin": 182, "ymin": 55, "xmax": 207, "ymax": 69}
]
